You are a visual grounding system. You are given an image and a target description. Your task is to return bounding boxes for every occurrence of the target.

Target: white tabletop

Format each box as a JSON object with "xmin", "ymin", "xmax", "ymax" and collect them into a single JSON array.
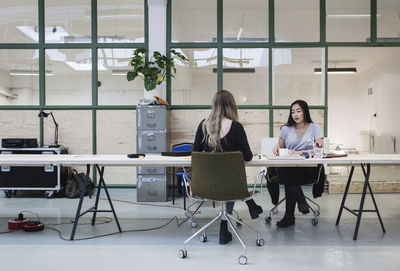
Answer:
[{"xmin": 1, "ymin": 154, "xmax": 400, "ymax": 167}]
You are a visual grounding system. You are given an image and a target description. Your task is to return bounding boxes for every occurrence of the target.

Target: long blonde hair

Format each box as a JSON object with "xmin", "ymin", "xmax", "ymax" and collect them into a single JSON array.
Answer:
[{"xmin": 202, "ymin": 90, "xmax": 239, "ymax": 151}]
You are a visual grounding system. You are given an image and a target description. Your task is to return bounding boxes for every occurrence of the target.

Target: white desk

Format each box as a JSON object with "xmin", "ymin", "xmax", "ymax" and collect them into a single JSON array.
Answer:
[{"xmin": 1, "ymin": 153, "xmax": 400, "ymax": 240}]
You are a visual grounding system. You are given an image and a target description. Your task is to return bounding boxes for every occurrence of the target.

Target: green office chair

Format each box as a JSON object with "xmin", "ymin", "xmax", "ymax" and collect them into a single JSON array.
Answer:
[{"xmin": 178, "ymin": 151, "xmax": 265, "ymax": 265}]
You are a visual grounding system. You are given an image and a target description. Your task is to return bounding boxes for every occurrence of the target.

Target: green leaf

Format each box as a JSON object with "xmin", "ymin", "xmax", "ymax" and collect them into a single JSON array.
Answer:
[
  {"xmin": 153, "ymin": 51, "xmax": 161, "ymax": 59},
  {"xmin": 144, "ymin": 79, "xmax": 157, "ymax": 91},
  {"xmin": 126, "ymin": 71, "xmax": 138, "ymax": 81}
]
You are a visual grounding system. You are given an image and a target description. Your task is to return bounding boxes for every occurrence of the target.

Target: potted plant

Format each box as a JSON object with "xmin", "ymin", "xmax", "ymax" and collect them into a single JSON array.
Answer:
[{"xmin": 126, "ymin": 48, "xmax": 188, "ymax": 92}]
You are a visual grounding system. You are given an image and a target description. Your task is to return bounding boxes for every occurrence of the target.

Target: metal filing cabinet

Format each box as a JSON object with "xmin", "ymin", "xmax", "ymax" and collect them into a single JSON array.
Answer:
[
  {"xmin": 0, "ymin": 147, "xmax": 68, "ymax": 198},
  {"xmin": 136, "ymin": 104, "xmax": 168, "ymax": 202}
]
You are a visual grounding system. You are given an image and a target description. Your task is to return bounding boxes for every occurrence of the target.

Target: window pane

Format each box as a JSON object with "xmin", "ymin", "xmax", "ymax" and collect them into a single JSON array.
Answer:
[
  {"xmin": 223, "ymin": 0, "xmax": 268, "ymax": 43},
  {"xmin": 45, "ymin": 49, "xmax": 92, "ymax": 105},
  {"xmin": 273, "ymin": 109, "xmax": 324, "ymax": 137},
  {"xmin": 275, "ymin": 0, "xmax": 319, "ymax": 42},
  {"xmin": 45, "ymin": 0, "xmax": 91, "ymax": 43},
  {"xmin": 0, "ymin": 0, "xmax": 38, "ymax": 43},
  {"xmin": 328, "ymin": 47, "xmax": 400, "ymax": 151},
  {"xmin": 273, "ymin": 48, "xmax": 324, "ymax": 105},
  {"xmin": 327, "ymin": 0, "xmax": 370, "ymax": 42},
  {"xmin": 98, "ymin": 48, "xmax": 143, "ymax": 105},
  {"xmin": 44, "ymin": 110, "xmax": 92, "ymax": 155},
  {"xmin": 0, "ymin": 49, "xmax": 39, "ymax": 105},
  {"xmin": 377, "ymin": 0, "xmax": 400, "ymax": 41},
  {"xmin": 171, "ymin": 0, "xmax": 217, "ymax": 42},
  {"xmin": 171, "ymin": 48, "xmax": 217, "ymax": 105},
  {"xmin": 97, "ymin": 110, "xmax": 136, "ymax": 184},
  {"xmin": 97, "ymin": 0, "xmax": 144, "ymax": 43},
  {"xmin": 0, "ymin": 111, "xmax": 39, "ymax": 139},
  {"xmin": 223, "ymin": 48, "xmax": 269, "ymax": 105}
]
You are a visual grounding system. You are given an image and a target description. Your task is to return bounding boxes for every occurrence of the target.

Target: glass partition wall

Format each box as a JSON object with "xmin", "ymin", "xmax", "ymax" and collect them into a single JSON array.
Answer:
[
  {"xmin": 0, "ymin": 0, "xmax": 146, "ymax": 186},
  {"xmin": 169, "ymin": 0, "xmax": 400, "ymax": 158},
  {"xmin": 2, "ymin": 0, "xmax": 400, "ymax": 185}
]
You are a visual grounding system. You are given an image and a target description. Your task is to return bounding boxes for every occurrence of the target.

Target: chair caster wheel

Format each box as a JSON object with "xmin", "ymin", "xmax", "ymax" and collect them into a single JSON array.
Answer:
[
  {"xmin": 178, "ymin": 249, "xmax": 187, "ymax": 258},
  {"xmin": 238, "ymin": 255, "xmax": 247, "ymax": 265},
  {"xmin": 256, "ymin": 238, "xmax": 265, "ymax": 247},
  {"xmin": 199, "ymin": 234, "xmax": 207, "ymax": 242},
  {"xmin": 312, "ymin": 218, "xmax": 318, "ymax": 225},
  {"xmin": 191, "ymin": 221, "xmax": 198, "ymax": 228},
  {"xmin": 5, "ymin": 190, "xmax": 12, "ymax": 198},
  {"xmin": 265, "ymin": 216, "xmax": 272, "ymax": 224},
  {"xmin": 44, "ymin": 191, "xmax": 54, "ymax": 198}
]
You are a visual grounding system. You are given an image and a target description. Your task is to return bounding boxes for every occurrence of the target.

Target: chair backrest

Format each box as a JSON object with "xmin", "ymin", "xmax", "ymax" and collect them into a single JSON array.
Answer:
[
  {"xmin": 172, "ymin": 142, "xmax": 193, "ymax": 152},
  {"xmin": 190, "ymin": 151, "xmax": 249, "ymax": 201},
  {"xmin": 260, "ymin": 138, "xmax": 279, "ymax": 156}
]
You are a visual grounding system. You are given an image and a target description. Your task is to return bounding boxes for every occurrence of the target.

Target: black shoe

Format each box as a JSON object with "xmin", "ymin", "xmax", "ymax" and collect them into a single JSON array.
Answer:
[
  {"xmin": 276, "ymin": 216, "xmax": 295, "ymax": 228},
  {"xmin": 246, "ymin": 199, "xmax": 263, "ymax": 219},
  {"xmin": 219, "ymin": 220, "xmax": 232, "ymax": 244},
  {"xmin": 298, "ymin": 202, "xmax": 310, "ymax": 214}
]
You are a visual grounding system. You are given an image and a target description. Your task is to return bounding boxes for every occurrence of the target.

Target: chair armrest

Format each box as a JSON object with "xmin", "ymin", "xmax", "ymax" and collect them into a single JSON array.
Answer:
[
  {"xmin": 248, "ymin": 168, "xmax": 266, "ymax": 198},
  {"xmin": 182, "ymin": 167, "xmax": 193, "ymax": 199}
]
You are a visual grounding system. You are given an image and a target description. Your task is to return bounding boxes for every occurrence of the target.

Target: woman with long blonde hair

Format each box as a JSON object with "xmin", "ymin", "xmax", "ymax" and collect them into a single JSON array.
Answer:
[{"xmin": 193, "ymin": 90, "xmax": 262, "ymax": 244}]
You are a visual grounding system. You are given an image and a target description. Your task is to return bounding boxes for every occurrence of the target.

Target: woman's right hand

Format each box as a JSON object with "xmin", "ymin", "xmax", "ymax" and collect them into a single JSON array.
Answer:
[{"xmin": 272, "ymin": 144, "xmax": 279, "ymax": 156}]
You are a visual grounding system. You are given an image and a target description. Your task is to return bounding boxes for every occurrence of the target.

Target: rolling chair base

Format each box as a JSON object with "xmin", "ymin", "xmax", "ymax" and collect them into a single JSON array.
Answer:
[
  {"xmin": 265, "ymin": 195, "xmax": 320, "ymax": 225},
  {"xmin": 179, "ymin": 207, "xmax": 264, "ymax": 265}
]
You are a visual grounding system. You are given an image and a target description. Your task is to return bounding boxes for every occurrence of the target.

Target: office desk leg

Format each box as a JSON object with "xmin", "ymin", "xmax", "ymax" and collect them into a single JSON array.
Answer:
[
  {"xmin": 353, "ymin": 163, "xmax": 370, "ymax": 240},
  {"xmin": 172, "ymin": 168, "xmax": 175, "ymax": 205},
  {"xmin": 91, "ymin": 165, "xmax": 103, "ymax": 225},
  {"xmin": 93, "ymin": 165, "xmax": 122, "ymax": 233},
  {"xmin": 366, "ymin": 179, "xmax": 386, "ymax": 233},
  {"xmin": 359, "ymin": 164, "xmax": 385, "ymax": 233},
  {"xmin": 336, "ymin": 166, "xmax": 354, "ymax": 225},
  {"xmin": 70, "ymin": 165, "xmax": 122, "ymax": 240},
  {"xmin": 70, "ymin": 164, "xmax": 90, "ymax": 240}
]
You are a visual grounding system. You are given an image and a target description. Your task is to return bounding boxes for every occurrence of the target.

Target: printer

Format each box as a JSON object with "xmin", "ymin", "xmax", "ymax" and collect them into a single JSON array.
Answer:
[{"xmin": 2, "ymin": 138, "xmax": 38, "ymax": 148}]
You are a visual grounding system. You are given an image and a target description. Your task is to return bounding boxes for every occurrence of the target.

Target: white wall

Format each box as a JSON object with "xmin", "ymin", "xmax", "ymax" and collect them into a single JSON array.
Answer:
[{"xmin": 328, "ymin": 53, "xmax": 400, "ymax": 151}]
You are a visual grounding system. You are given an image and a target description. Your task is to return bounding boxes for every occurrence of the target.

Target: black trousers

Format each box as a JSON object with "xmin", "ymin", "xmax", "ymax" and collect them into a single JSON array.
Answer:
[{"xmin": 276, "ymin": 167, "xmax": 318, "ymax": 218}]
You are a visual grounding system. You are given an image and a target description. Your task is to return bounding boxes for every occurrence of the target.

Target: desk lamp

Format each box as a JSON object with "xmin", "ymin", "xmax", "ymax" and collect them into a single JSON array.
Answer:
[{"xmin": 38, "ymin": 111, "xmax": 59, "ymax": 147}]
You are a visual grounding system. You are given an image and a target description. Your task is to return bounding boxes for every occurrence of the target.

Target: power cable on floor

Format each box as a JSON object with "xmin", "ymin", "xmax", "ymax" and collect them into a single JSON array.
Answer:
[{"xmin": 1, "ymin": 197, "xmax": 202, "ymax": 240}]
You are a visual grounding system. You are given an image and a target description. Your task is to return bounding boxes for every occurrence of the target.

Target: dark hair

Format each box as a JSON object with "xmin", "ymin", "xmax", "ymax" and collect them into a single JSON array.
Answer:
[{"xmin": 284, "ymin": 100, "xmax": 313, "ymax": 127}]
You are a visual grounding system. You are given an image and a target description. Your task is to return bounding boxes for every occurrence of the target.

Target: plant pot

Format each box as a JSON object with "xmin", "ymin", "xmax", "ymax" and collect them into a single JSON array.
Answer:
[{"xmin": 144, "ymin": 84, "xmax": 165, "ymax": 100}]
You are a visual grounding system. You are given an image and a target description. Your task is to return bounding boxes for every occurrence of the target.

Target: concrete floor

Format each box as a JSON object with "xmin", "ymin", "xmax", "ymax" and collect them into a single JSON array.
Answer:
[{"xmin": 0, "ymin": 188, "xmax": 399, "ymax": 271}]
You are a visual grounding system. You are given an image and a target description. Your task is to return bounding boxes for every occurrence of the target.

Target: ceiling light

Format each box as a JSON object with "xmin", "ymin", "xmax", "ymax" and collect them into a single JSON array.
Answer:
[
  {"xmin": 9, "ymin": 70, "xmax": 54, "ymax": 76},
  {"xmin": 66, "ymin": 62, "xmax": 107, "ymax": 71},
  {"xmin": 16, "ymin": 26, "xmax": 69, "ymax": 43},
  {"xmin": 366, "ymin": 37, "xmax": 400, "ymax": 42},
  {"xmin": 314, "ymin": 68, "xmax": 357, "ymax": 74},
  {"xmin": 212, "ymin": 68, "xmax": 255, "ymax": 73},
  {"xmin": 112, "ymin": 70, "xmax": 130, "ymax": 76},
  {"xmin": 327, "ymin": 14, "xmax": 380, "ymax": 19}
]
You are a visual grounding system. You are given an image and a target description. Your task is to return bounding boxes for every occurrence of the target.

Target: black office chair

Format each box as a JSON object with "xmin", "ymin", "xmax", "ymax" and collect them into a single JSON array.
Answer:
[
  {"xmin": 178, "ymin": 151, "xmax": 265, "ymax": 265},
  {"xmin": 265, "ymin": 165, "xmax": 325, "ymax": 225}
]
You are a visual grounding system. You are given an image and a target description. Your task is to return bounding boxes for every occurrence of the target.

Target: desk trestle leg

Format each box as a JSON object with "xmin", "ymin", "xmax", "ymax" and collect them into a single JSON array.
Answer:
[
  {"xmin": 70, "ymin": 164, "xmax": 122, "ymax": 240},
  {"xmin": 336, "ymin": 164, "xmax": 385, "ymax": 240}
]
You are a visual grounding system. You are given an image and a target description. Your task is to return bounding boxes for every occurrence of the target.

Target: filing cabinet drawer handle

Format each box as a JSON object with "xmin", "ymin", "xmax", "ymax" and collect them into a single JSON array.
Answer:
[
  {"xmin": 147, "ymin": 147, "xmax": 157, "ymax": 151},
  {"xmin": 147, "ymin": 134, "xmax": 155, "ymax": 141},
  {"xmin": 147, "ymin": 111, "xmax": 155, "ymax": 118},
  {"xmin": 147, "ymin": 168, "xmax": 157, "ymax": 173},
  {"xmin": 147, "ymin": 123, "xmax": 156, "ymax": 128}
]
